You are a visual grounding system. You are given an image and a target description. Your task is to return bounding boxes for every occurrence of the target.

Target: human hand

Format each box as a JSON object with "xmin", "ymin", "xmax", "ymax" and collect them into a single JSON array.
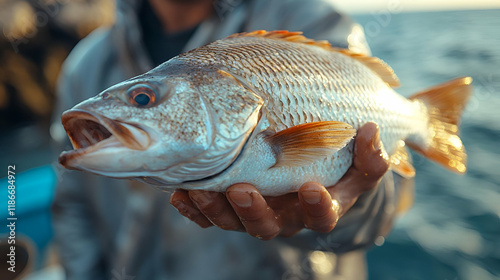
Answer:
[{"xmin": 169, "ymin": 122, "xmax": 389, "ymax": 240}]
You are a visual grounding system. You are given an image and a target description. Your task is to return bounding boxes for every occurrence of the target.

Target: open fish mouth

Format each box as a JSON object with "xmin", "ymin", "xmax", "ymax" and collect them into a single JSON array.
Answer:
[{"xmin": 59, "ymin": 109, "xmax": 151, "ymax": 169}]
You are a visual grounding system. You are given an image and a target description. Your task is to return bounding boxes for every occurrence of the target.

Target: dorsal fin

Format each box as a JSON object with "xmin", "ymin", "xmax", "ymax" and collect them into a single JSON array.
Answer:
[
  {"xmin": 226, "ymin": 30, "xmax": 400, "ymax": 88},
  {"xmin": 226, "ymin": 30, "xmax": 332, "ymax": 49},
  {"xmin": 331, "ymin": 48, "xmax": 400, "ymax": 87}
]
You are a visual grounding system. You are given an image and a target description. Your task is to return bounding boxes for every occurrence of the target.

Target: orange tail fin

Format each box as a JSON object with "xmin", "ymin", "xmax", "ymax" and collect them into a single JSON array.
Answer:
[{"xmin": 407, "ymin": 77, "xmax": 473, "ymax": 174}]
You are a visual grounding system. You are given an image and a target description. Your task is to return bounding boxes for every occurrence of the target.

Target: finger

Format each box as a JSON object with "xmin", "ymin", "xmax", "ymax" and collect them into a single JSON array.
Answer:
[
  {"xmin": 299, "ymin": 182, "xmax": 340, "ymax": 233},
  {"xmin": 331, "ymin": 122, "xmax": 390, "ymax": 215},
  {"xmin": 352, "ymin": 122, "xmax": 390, "ymax": 182},
  {"xmin": 226, "ymin": 184, "xmax": 282, "ymax": 240},
  {"xmin": 170, "ymin": 189, "xmax": 213, "ymax": 228},
  {"xmin": 189, "ymin": 190, "xmax": 245, "ymax": 231}
]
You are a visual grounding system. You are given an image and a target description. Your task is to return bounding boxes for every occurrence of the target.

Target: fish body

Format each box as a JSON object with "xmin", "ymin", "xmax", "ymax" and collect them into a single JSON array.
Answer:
[{"xmin": 59, "ymin": 31, "xmax": 472, "ymax": 196}]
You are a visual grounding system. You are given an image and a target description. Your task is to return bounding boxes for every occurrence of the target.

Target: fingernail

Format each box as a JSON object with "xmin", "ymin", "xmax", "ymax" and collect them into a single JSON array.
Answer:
[
  {"xmin": 372, "ymin": 129, "xmax": 381, "ymax": 151},
  {"xmin": 228, "ymin": 191, "xmax": 253, "ymax": 208},
  {"xmin": 190, "ymin": 191, "xmax": 213, "ymax": 208},
  {"xmin": 301, "ymin": 190, "xmax": 321, "ymax": 205}
]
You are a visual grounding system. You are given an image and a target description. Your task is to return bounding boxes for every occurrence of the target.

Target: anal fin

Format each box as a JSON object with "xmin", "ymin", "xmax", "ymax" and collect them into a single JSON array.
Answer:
[
  {"xmin": 396, "ymin": 177, "xmax": 415, "ymax": 215},
  {"xmin": 266, "ymin": 121, "xmax": 356, "ymax": 167},
  {"xmin": 390, "ymin": 141, "xmax": 416, "ymax": 178}
]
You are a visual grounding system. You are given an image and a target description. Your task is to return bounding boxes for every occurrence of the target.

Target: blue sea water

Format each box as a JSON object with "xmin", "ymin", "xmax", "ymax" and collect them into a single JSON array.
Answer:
[{"xmin": 353, "ymin": 9, "xmax": 500, "ymax": 280}]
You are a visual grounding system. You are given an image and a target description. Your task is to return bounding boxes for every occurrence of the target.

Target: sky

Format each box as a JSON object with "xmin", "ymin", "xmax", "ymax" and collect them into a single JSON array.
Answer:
[{"xmin": 333, "ymin": 0, "xmax": 500, "ymax": 14}]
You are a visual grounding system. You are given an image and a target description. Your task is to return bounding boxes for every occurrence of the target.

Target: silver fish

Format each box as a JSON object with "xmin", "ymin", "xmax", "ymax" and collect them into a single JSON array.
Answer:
[{"xmin": 59, "ymin": 30, "xmax": 472, "ymax": 196}]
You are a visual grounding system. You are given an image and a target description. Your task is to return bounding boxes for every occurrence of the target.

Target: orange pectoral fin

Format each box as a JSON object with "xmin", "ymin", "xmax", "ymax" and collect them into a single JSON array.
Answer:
[{"xmin": 265, "ymin": 121, "xmax": 356, "ymax": 167}]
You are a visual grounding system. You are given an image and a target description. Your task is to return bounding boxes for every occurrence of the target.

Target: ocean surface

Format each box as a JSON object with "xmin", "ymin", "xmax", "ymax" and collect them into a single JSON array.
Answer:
[{"xmin": 353, "ymin": 9, "xmax": 500, "ymax": 280}]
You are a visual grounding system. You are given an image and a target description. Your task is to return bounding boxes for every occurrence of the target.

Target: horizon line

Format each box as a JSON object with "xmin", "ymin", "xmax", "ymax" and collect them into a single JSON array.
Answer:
[{"xmin": 332, "ymin": 1, "xmax": 500, "ymax": 14}]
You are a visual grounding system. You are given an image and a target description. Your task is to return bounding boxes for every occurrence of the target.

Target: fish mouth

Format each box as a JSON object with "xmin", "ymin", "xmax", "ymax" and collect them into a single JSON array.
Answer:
[{"xmin": 59, "ymin": 109, "xmax": 151, "ymax": 169}]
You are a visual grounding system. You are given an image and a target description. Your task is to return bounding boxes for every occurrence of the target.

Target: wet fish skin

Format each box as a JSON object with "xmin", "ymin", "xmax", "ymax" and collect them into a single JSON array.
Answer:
[{"xmin": 59, "ymin": 31, "xmax": 472, "ymax": 196}]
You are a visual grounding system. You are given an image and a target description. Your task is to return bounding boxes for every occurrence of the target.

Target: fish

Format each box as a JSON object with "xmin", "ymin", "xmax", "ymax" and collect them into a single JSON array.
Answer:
[{"xmin": 59, "ymin": 30, "xmax": 473, "ymax": 196}]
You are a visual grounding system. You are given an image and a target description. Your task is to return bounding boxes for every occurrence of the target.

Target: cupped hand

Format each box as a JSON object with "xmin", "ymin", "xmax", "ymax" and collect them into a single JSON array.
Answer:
[{"xmin": 169, "ymin": 122, "xmax": 389, "ymax": 240}]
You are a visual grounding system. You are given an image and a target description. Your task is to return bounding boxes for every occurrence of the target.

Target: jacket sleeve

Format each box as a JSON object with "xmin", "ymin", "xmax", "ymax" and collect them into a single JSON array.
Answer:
[{"xmin": 51, "ymin": 171, "xmax": 107, "ymax": 280}]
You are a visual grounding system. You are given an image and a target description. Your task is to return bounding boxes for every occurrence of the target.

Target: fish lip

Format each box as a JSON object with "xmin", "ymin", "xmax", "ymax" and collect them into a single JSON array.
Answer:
[{"xmin": 59, "ymin": 109, "xmax": 152, "ymax": 168}]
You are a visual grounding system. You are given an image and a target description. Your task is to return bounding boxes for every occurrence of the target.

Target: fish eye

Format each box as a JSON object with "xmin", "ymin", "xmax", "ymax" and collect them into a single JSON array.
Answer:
[{"xmin": 127, "ymin": 84, "xmax": 157, "ymax": 107}]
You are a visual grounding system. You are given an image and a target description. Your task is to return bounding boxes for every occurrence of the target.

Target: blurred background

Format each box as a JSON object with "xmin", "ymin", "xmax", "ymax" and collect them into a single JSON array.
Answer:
[{"xmin": 0, "ymin": 0, "xmax": 499, "ymax": 279}]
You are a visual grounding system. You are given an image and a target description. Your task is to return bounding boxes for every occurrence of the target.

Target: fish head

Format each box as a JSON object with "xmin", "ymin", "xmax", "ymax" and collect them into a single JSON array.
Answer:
[
  {"xmin": 59, "ymin": 70, "xmax": 214, "ymax": 179},
  {"xmin": 59, "ymin": 63, "xmax": 263, "ymax": 185}
]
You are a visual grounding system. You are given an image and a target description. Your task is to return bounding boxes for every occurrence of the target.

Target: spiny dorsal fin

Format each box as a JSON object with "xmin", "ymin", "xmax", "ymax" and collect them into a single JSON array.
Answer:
[
  {"xmin": 390, "ymin": 140, "xmax": 416, "ymax": 178},
  {"xmin": 227, "ymin": 30, "xmax": 400, "ymax": 87},
  {"xmin": 265, "ymin": 121, "xmax": 356, "ymax": 167},
  {"xmin": 226, "ymin": 30, "xmax": 332, "ymax": 49}
]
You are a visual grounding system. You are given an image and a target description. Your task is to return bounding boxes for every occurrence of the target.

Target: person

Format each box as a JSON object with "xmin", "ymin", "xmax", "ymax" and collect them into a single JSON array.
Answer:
[{"xmin": 51, "ymin": 0, "xmax": 411, "ymax": 279}]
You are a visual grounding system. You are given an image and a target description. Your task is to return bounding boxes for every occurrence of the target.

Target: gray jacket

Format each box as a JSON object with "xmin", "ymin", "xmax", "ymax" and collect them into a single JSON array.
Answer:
[{"xmin": 52, "ymin": 1, "xmax": 401, "ymax": 279}]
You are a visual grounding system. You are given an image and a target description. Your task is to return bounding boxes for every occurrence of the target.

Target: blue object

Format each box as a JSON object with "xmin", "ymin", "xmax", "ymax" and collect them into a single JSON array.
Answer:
[
  {"xmin": 1, "ymin": 165, "xmax": 57, "ymax": 219},
  {"xmin": 1, "ymin": 164, "xmax": 58, "ymax": 268}
]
